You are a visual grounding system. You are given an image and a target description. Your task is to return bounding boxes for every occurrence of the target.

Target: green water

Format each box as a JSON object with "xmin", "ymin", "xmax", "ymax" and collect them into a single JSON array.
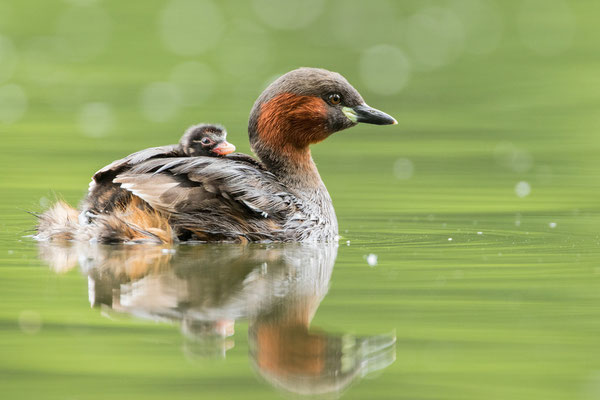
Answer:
[{"xmin": 2, "ymin": 0, "xmax": 600, "ymax": 399}]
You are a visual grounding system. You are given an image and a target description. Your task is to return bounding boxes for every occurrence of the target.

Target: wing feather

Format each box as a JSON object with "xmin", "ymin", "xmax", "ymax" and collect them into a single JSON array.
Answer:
[
  {"xmin": 113, "ymin": 157, "xmax": 297, "ymax": 220},
  {"xmin": 93, "ymin": 145, "xmax": 180, "ymax": 184},
  {"xmin": 85, "ymin": 145, "xmax": 182, "ymax": 213}
]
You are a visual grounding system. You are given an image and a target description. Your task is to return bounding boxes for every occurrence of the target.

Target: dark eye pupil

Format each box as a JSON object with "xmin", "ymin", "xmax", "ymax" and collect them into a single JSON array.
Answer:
[
  {"xmin": 329, "ymin": 94, "xmax": 341, "ymax": 105},
  {"xmin": 201, "ymin": 138, "xmax": 210, "ymax": 145}
]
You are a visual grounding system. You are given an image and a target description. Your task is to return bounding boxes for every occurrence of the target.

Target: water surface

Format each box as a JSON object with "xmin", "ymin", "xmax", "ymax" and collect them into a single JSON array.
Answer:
[{"xmin": 2, "ymin": 0, "xmax": 600, "ymax": 399}]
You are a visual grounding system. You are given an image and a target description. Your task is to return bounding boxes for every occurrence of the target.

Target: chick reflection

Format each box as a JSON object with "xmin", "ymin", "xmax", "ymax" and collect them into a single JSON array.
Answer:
[{"xmin": 38, "ymin": 242, "xmax": 395, "ymax": 396}]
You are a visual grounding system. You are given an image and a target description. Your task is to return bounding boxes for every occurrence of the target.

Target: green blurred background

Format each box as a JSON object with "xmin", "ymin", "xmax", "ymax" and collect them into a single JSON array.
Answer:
[{"xmin": 1, "ymin": 0, "xmax": 600, "ymax": 399}]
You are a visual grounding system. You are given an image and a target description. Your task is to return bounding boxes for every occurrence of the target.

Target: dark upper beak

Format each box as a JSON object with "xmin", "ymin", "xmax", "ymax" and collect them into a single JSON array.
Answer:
[{"xmin": 353, "ymin": 104, "xmax": 397, "ymax": 125}]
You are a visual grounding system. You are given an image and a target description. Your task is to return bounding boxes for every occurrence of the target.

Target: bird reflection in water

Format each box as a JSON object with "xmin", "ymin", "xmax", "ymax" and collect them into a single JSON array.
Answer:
[{"xmin": 38, "ymin": 242, "xmax": 396, "ymax": 397}]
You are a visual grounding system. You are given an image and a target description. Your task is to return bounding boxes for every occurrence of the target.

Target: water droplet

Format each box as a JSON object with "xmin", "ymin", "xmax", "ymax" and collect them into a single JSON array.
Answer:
[
  {"xmin": 39, "ymin": 197, "xmax": 50, "ymax": 208},
  {"xmin": 549, "ymin": 222, "xmax": 557, "ymax": 228},
  {"xmin": 448, "ymin": 237, "xmax": 453, "ymax": 241},
  {"xmin": 0, "ymin": 84, "xmax": 28, "ymax": 124},
  {"xmin": 453, "ymin": 269, "xmax": 464, "ymax": 279},
  {"xmin": 393, "ymin": 158, "xmax": 414, "ymax": 180},
  {"xmin": 139, "ymin": 82, "xmax": 182, "ymax": 122},
  {"xmin": 159, "ymin": 0, "xmax": 224, "ymax": 56},
  {"xmin": 477, "ymin": 231, "xmax": 483, "ymax": 235},
  {"xmin": 252, "ymin": 0, "xmax": 324, "ymax": 30},
  {"xmin": 515, "ymin": 181, "xmax": 531, "ymax": 198},
  {"xmin": 78, "ymin": 102, "xmax": 115, "ymax": 137},
  {"xmin": 366, "ymin": 254, "xmax": 378, "ymax": 267},
  {"xmin": 19, "ymin": 310, "xmax": 42, "ymax": 335}
]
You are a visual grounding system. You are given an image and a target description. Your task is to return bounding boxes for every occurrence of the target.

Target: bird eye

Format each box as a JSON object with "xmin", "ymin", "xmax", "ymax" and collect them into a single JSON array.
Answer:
[
  {"xmin": 328, "ymin": 93, "xmax": 342, "ymax": 105},
  {"xmin": 200, "ymin": 138, "xmax": 212, "ymax": 145}
]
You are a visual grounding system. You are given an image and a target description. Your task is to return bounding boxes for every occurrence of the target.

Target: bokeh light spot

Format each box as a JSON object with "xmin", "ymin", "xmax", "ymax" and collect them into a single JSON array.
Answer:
[
  {"xmin": 359, "ymin": 44, "xmax": 411, "ymax": 95},
  {"xmin": 366, "ymin": 254, "xmax": 378, "ymax": 267},
  {"xmin": 494, "ymin": 142, "xmax": 533, "ymax": 173},
  {"xmin": 0, "ymin": 35, "xmax": 17, "ymax": 84},
  {"xmin": 217, "ymin": 21, "xmax": 270, "ymax": 78},
  {"xmin": 159, "ymin": 0, "xmax": 224, "ymax": 56},
  {"xmin": 393, "ymin": 158, "xmax": 414, "ymax": 180},
  {"xmin": 449, "ymin": 0, "xmax": 503, "ymax": 55},
  {"xmin": 330, "ymin": 0, "xmax": 398, "ymax": 49},
  {"xmin": 78, "ymin": 102, "xmax": 115, "ymax": 137},
  {"xmin": 515, "ymin": 181, "xmax": 531, "ymax": 198},
  {"xmin": 140, "ymin": 82, "xmax": 182, "ymax": 123},
  {"xmin": 63, "ymin": 0, "xmax": 98, "ymax": 4},
  {"xmin": 0, "ymin": 2, "xmax": 14, "ymax": 28},
  {"xmin": 518, "ymin": 0, "xmax": 575, "ymax": 56},
  {"xmin": 19, "ymin": 310, "xmax": 42, "ymax": 335},
  {"xmin": 55, "ymin": 5, "xmax": 112, "ymax": 62},
  {"xmin": 405, "ymin": 7, "xmax": 465, "ymax": 71},
  {"xmin": 252, "ymin": 0, "xmax": 324, "ymax": 30},
  {"xmin": 169, "ymin": 61, "xmax": 215, "ymax": 107},
  {"xmin": 0, "ymin": 84, "xmax": 28, "ymax": 124},
  {"xmin": 22, "ymin": 37, "xmax": 65, "ymax": 86}
]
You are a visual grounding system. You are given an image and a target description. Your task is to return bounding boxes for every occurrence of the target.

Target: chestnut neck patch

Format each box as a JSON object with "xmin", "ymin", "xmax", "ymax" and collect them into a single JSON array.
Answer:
[{"xmin": 257, "ymin": 93, "xmax": 329, "ymax": 151}]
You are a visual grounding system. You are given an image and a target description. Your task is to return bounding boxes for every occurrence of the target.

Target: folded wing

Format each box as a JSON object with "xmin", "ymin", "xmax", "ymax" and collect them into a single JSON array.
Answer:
[
  {"xmin": 86, "ymin": 145, "xmax": 181, "ymax": 213},
  {"xmin": 92, "ymin": 145, "xmax": 181, "ymax": 184},
  {"xmin": 113, "ymin": 157, "xmax": 300, "ymax": 241}
]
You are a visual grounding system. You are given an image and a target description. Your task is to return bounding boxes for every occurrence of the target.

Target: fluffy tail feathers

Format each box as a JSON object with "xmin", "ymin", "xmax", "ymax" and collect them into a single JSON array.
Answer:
[{"xmin": 34, "ymin": 197, "xmax": 175, "ymax": 244}]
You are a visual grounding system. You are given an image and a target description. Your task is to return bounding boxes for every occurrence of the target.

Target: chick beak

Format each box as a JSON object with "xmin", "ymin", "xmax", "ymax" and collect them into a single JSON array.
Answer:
[
  {"xmin": 212, "ymin": 140, "xmax": 236, "ymax": 156},
  {"xmin": 345, "ymin": 104, "xmax": 398, "ymax": 125}
]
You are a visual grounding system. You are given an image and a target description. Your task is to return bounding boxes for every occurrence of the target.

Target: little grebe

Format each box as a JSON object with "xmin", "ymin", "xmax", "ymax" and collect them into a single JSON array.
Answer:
[
  {"xmin": 86, "ymin": 123, "xmax": 235, "ymax": 215},
  {"xmin": 36, "ymin": 67, "xmax": 396, "ymax": 243}
]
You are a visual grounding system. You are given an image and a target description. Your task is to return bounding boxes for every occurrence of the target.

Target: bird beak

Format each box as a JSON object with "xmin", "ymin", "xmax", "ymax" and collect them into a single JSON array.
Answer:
[
  {"xmin": 212, "ymin": 140, "xmax": 236, "ymax": 155},
  {"xmin": 343, "ymin": 104, "xmax": 398, "ymax": 125}
]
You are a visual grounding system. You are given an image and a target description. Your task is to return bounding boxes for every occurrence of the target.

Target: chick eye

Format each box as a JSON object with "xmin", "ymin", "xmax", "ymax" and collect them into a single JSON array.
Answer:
[
  {"xmin": 200, "ymin": 138, "xmax": 212, "ymax": 145},
  {"xmin": 328, "ymin": 93, "xmax": 342, "ymax": 105}
]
